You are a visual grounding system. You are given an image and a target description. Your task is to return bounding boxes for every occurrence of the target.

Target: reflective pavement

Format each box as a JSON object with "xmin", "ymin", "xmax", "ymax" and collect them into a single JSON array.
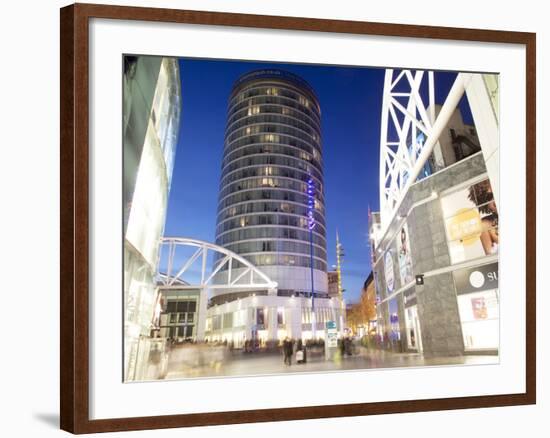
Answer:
[{"xmin": 161, "ymin": 346, "xmax": 498, "ymax": 380}]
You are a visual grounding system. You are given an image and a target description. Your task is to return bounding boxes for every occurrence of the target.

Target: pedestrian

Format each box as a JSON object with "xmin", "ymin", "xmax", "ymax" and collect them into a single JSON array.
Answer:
[{"xmin": 283, "ymin": 336, "xmax": 293, "ymax": 365}]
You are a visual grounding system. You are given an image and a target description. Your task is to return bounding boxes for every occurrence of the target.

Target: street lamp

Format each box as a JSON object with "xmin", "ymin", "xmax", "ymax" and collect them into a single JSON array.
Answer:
[
  {"xmin": 307, "ymin": 177, "xmax": 317, "ymax": 339},
  {"xmin": 336, "ymin": 231, "xmax": 345, "ymax": 334}
]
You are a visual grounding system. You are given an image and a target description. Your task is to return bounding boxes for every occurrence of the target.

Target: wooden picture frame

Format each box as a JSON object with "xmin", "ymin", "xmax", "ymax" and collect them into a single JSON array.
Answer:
[{"xmin": 60, "ymin": 2, "xmax": 536, "ymax": 433}]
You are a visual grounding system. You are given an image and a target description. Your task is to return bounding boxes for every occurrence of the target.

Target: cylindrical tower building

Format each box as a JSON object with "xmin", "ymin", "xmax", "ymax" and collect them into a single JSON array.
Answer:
[
  {"xmin": 215, "ymin": 69, "xmax": 328, "ymax": 299},
  {"xmin": 206, "ymin": 69, "xmax": 341, "ymax": 346}
]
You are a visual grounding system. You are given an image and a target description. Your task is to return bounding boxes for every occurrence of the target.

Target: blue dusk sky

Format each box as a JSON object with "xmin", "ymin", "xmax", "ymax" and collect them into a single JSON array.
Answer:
[{"xmin": 163, "ymin": 57, "xmax": 470, "ymax": 303}]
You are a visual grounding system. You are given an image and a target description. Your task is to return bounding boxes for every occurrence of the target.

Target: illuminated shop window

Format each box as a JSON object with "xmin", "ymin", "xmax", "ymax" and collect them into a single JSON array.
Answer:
[
  {"xmin": 457, "ymin": 289, "xmax": 499, "ymax": 351},
  {"xmin": 441, "ymin": 178, "xmax": 499, "ymax": 264}
]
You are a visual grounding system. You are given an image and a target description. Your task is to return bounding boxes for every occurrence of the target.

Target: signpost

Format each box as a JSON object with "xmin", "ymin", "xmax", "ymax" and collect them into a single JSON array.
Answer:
[{"xmin": 325, "ymin": 320, "xmax": 338, "ymax": 360}]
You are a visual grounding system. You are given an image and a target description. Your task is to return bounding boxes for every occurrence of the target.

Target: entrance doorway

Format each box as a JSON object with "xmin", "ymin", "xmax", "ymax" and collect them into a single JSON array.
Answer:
[{"xmin": 405, "ymin": 305, "xmax": 423, "ymax": 353}]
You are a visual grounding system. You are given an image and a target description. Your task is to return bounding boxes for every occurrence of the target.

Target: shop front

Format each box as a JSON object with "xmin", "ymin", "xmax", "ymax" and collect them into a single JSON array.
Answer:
[
  {"xmin": 453, "ymin": 262, "xmax": 499, "ymax": 353},
  {"xmin": 403, "ymin": 288, "xmax": 422, "ymax": 352}
]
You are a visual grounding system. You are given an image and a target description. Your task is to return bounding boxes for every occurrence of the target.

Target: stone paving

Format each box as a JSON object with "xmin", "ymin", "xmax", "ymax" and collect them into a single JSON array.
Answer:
[{"xmin": 162, "ymin": 346, "xmax": 498, "ymax": 380}]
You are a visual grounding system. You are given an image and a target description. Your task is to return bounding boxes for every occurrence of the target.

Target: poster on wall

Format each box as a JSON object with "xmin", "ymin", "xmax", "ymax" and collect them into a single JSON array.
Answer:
[
  {"xmin": 441, "ymin": 178, "xmax": 499, "ymax": 263},
  {"xmin": 384, "ymin": 251, "xmax": 395, "ymax": 294},
  {"xmin": 397, "ymin": 223, "xmax": 414, "ymax": 286}
]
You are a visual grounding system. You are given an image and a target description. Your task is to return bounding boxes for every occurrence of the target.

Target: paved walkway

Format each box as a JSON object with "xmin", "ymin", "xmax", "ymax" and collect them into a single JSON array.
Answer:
[{"xmin": 163, "ymin": 347, "xmax": 498, "ymax": 380}]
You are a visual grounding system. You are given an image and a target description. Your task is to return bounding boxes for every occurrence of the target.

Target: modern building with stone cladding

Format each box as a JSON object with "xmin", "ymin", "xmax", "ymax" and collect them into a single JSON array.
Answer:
[
  {"xmin": 205, "ymin": 70, "xmax": 344, "ymax": 346},
  {"xmin": 370, "ymin": 77, "xmax": 500, "ymax": 358}
]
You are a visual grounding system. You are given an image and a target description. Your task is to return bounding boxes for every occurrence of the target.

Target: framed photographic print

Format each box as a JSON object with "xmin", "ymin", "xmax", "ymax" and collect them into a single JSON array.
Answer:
[{"xmin": 60, "ymin": 2, "xmax": 536, "ymax": 434}]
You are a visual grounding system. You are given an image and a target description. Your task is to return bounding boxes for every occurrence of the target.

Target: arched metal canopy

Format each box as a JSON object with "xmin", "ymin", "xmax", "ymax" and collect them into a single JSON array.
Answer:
[
  {"xmin": 379, "ymin": 69, "xmax": 471, "ymax": 231},
  {"xmin": 157, "ymin": 237, "xmax": 278, "ymax": 290}
]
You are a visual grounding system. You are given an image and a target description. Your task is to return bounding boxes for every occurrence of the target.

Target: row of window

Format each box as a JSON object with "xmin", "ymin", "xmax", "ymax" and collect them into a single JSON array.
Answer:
[
  {"xmin": 301, "ymin": 307, "xmax": 336, "ymax": 325},
  {"xmin": 278, "ymin": 290, "xmax": 330, "ymax": 299},
  {"xmin": 163, "ymin": 325, "xmax": 194, "ymax": 339},
  {"xmin": 216, "ymin": 212, "xmax": 326, "ymax": 235},
  {"xmin": 222, "ymin": 143, "xmax": 322, "ymax": 172},
  {"xmin": 165, "ymin": 300, "xmax": 197, "ymax": 313},
  {"xmin": 228, "ymin": 95, "xmax": 320, "ymax": 126},
  {"xmin": 206, "ymin": 305, "xmax": 338, "ymax": 332},
  {"xmin": 215, "ymin": 226, "xmax": 326, "ymax": 247},
  {"xmin": 231, "ymin": 85, "xmax": 318, "ymax": 113},
  {"xmin": 221, "ymin": 154, "xmax": 322, "ymax": 182},
  {"xmin": 225, "ymin": 113, "xmax": 321, "ymax": 142},
  {"xmin": 224, "ymin": 133, "xmax": 322, "ymax": 164},
  {"xmin": 220, "ymin": 165, "xmax": 323, "ymax": 190},
  {"xmin": 223, "ymin": 139, "xmax": 322, "ymax": 168},
  {"xmin": 242, "ymin": 253, "xmax": 327, "ymax": 271},
  {"xmin": 218, "ymin": 177, "xmax": 324, "ymax": 204},
  {"xmin": 227, "ymin": 102, "xmax": 320, "ymax": 134},
  {"xmin": 223, "ymin": 239, "xmax": 327, "ymax": 260},
  {"xmin": 217, "ymin": 199, "xmax": 324, "ymax": 224},
  {"xmin": 225, "ymin": 122, "xmax": 320, "ymax": 147},
  {"xmin": 167, "ymin": 312, "xmax": 195, "ymax": 324}
]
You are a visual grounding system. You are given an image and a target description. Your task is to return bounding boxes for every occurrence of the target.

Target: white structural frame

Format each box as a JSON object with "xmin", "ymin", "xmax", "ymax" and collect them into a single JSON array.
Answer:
[
  {"xmin": 379, "ymin": 69, "xmax": 473, "ymax": 231},
  {"xmin": 157, "ymin": 237, "xmax": 278, "ymax": 291}
]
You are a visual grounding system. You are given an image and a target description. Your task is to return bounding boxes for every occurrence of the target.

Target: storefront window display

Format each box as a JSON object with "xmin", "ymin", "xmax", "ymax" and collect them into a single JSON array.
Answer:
[
  {"xmin": 441, "ymin": 178, "xmax": 499, "ymax": 264},
  {"xmin": 403, "ymin": 291, "xmax": 422, "ymax": 352},
  {"xmin": 457, "ymin": 289, "xmax": 499, "ymax": 351},
  {"xmin": 453, "ymin": 263, "xmax": 499, "ymax": 351},
  {"xmin": 388, "ymin": 298, "xmax": 400, "ymax": 343},
  {"xmin": 397, "ymin": 223, "xmax": 414, "ymax": 286}
]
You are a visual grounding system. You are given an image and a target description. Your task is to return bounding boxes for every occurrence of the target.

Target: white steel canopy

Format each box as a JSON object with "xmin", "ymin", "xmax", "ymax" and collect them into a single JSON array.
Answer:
[
  {"xmin": 157, "ymin": 237, "xmax": 278, "ymax": 290},
  {"xmin": 379, "ymin": 69, "xmax": 472, "ymax": 231}
]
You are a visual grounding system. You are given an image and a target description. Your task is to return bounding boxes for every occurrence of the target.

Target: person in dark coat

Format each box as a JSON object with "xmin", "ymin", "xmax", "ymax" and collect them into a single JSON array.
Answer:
[{"xmin": 283, "ymin": 337, "xmax": 293, "ymax": 365}]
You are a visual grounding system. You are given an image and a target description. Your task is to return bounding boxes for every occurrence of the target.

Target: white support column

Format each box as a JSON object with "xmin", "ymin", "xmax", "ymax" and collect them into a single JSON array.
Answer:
[
  {"xmin": 287, "ymin": 303, "xmax": 301, "ymax": 340},
  {"xmin": 196, "ymin": 287, "xmax": 208, "ymax": 341},
  {"xmin": 465, "ymin": 74, "xmax": 500, "ymax": 209},
  {"xmin": 267, "ymin": 306, "xmax": 278, "ymax": 342}
]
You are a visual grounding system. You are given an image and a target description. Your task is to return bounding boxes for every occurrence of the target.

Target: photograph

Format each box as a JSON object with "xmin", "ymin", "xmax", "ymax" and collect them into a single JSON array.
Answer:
[{"xmin": 122, "ymin": 55, "xmax": 500, "ymax": 382}]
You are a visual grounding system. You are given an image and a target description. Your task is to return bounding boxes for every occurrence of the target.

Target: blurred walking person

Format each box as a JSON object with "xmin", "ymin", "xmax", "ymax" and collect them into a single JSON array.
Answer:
[{"xmin": 283, "ymin": 336, "xmax": 293, "ymax": 366}]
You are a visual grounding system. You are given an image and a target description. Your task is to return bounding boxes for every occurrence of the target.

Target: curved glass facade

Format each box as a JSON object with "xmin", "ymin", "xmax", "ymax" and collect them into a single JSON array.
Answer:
[
  {"xmin": 215, "ymin": 70, "xmax": 328, "ymax": 296},
  {"xmin": 123, "ymin": 57, "xmax": 181, "ymax": 381}
]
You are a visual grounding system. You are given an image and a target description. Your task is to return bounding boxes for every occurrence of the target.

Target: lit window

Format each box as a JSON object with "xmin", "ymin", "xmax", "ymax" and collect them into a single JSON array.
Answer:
[
  {"xmin": 263, "ymin": 134, "xmax": 279, "ymax": 143},
  {"xmin": 266, "ymin": 87, "xmax": 279, "ymax": 96}
]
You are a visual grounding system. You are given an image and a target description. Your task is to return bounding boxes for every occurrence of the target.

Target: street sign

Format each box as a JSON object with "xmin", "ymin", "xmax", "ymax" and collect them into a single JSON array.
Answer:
[{"xmin": 325, "ymin": 320, "xmax": 338, "ymax": 350}]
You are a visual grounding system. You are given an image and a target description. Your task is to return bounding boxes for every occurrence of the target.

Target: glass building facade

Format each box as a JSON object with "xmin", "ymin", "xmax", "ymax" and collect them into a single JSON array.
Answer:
[
  {"xmin": 123, "ymin": 56, "xmax": 181, "ymax": 381},
  {"xmin": 214, "ymin": 70, "xmax": 328, "ymax": 300}
]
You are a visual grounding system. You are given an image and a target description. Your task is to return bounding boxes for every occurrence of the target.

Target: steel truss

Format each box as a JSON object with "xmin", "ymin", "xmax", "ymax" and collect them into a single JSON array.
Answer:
[
  {"xmin": 157, "ymin": 237, "xmax": 277, "ymax": 291},
  {"xmin": 379, "ymin": 69, "xmax": 472, "ymax": 230}
]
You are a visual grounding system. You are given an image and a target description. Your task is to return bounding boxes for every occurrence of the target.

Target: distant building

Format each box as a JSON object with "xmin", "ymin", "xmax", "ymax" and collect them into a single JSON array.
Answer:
[
  {"xmin": 158, "ymin": 288, "xmax": 201, "ymax": 341},
  {"xmin": 327, "ymin": 271, "xmax": 339, "ymax": 298},
  {"xmin": 430, "ymin": 105, "xmax": 481, "ymax": 171}
]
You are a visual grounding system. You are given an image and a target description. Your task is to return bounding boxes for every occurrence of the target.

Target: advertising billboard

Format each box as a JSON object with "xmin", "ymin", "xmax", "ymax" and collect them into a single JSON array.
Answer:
[{"xmin": 441, "ymin": 178, "xmax": 499, "ymax": 263}]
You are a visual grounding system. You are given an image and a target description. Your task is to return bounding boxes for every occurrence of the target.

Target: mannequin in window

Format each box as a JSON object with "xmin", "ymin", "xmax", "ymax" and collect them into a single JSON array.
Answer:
[{"xmin": 469, "ymin": 180, "xmax": 499, "ymax": 255}]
